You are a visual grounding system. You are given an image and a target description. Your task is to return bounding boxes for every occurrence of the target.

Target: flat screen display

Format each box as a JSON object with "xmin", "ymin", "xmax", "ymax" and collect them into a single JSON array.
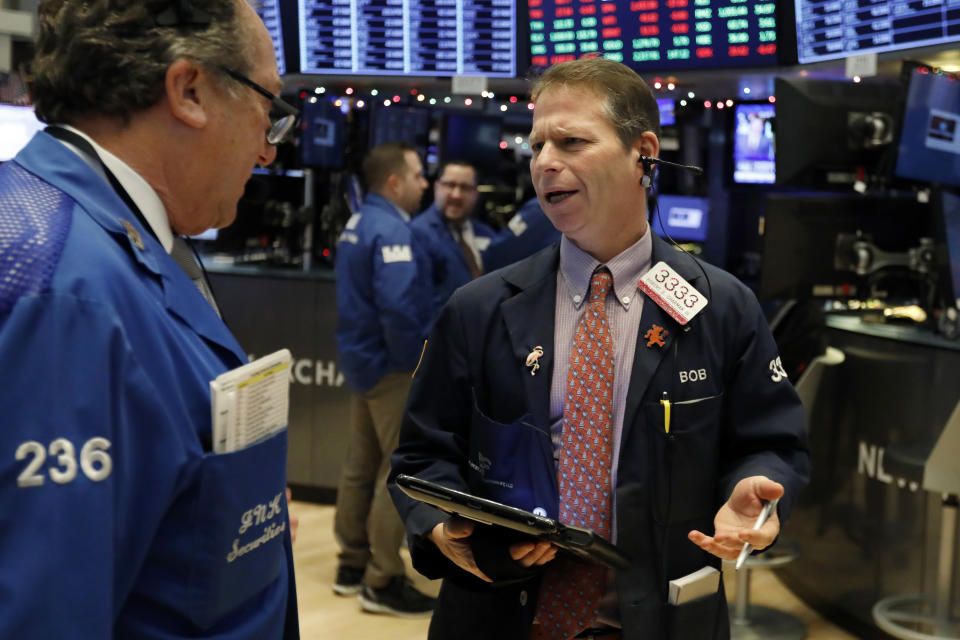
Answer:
[
  {"xmin": 940, "ymin": 189, "xmax": 960, "ymax": 307},
  {"xmin": 895, "ymin": 66, "xmax": 960, "ymax": 189},
  {"xmin": 0, "ymin": 104, "xmax": 44, "ymax": 162},
  {"xmin": 658, "ymin": 98, "xmax": 676, "ymax": 126},
  {"xmin": 256, "ymin": 0, "xmax": 288, "ymax": 75},
  {"xmin": 298, "ymin": 0, "xmax": 516, "ymax": 76},
  {"xmin": 651, "ymin": 193, "xmax": 709, "ymax": 242},
  {"xmin": 795, "ymin": 0, "xmax": 960, "ymax": 65},
  {"xmin": 733, "ymin": 102, "xmax": 775, "ymax": 184},
  {"xmin": 528, "ymin": 0, "xmax": 779, "ymax": 71}
]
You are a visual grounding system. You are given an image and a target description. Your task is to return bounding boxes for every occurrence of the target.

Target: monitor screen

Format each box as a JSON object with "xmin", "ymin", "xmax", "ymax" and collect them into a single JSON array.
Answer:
[
  {"xmin": 301, "ymin": 97, "xmax": 347, "ymax": 169},
  {"xmin": 794, "ymin": 0, "xmax": 960, "ymax": 65},
  {"xmin": 651, "ymin": 194, "xmax": 709, "ymax": 243},
  {"xmin": 442, "ymin": 114, "xmax": 502, "ymax": 183},
  {"xmin": 658, "ymin": 98, "xmax": 676, "ymax": 127},
  {"xmin": 894, "ymin": 65, "xmax": 960, "ymax": 189},
  {"xmin": 256, "ymin": 0, "xmax": 289, "ymax": 75},
  {"xmin": 528, "ymin": 0, "xmax": 779, "ymax": 71},
  {"xmin": 369, "ymin": 106, "xmax": 431, "ymax": 157},
  {"xmin": 0, "ymin": 105, "xmax": 45, "ymax": 162},
  {"xmin": 759, "ymin": 193, "xmax": 932, "ymax": 300},
  {"xmin": 937, "ymin": 189, "xmax": 960, "ymax": 307},
  {"xmin": 298, "ymin": 0, "xmax": 516, "ymax": 77},
  {"xmin": 732, "ymin": 102, "xmax": 775, "ymax": 184},
  {"xmin": 774, "ymin": 76, "xmax": 900, "ymax": 188}
]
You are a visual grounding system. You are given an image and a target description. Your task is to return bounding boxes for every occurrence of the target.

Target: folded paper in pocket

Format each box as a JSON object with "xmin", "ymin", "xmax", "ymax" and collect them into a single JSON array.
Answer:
[{"xmin": 668, "ymin": 565, "xmax": 720, "ymax": 605}]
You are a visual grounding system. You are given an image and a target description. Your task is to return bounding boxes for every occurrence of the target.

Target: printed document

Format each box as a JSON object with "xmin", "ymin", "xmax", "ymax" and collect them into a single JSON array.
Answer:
[{"xmin": 210, "ymin": 349, "xmax": 292, "ymax": 453}]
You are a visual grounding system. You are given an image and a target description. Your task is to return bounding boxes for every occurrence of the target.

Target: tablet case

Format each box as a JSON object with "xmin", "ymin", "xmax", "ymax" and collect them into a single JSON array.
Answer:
[{"xmin": 395, "ymin": 474, "xmax": 630, "ymax": 569}]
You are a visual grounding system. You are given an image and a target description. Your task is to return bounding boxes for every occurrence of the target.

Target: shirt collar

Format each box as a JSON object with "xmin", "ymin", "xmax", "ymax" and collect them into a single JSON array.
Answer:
[
  {"xmin": 559, "ymin": 228, "xmax": 654, "ymax": 310},
  {"xmin": 54, "ymin": 124, "xmax": 174, "ymax": 253}
]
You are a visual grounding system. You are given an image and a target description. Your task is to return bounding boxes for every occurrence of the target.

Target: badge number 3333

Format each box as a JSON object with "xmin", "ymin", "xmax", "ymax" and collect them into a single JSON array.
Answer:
[
  {"xmin": 15, "ymin": 437, "xmax": 112, "ymax": 487},
  {"xmin": 638, "ymin": 261, "xmax": 708, "ymax": 326}
]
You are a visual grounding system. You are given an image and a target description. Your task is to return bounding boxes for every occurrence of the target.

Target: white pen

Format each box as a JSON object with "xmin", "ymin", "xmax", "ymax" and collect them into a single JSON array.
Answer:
[{"xmin": 735, "ymin": 497, "xmax": 780, "ymax": 570}]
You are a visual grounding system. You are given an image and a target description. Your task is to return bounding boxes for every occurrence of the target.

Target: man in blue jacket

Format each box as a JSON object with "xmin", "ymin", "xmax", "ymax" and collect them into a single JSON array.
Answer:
[
  {"xmin": 411, "ymin": 160, "xmax": 502, "ymax": 318},
  {"xmin": 333, "ymin": 142, "xmax": 437, "ymax": 616},
  {"xmin": 0, "ymin": 1, "xmax": 299, "ymax": 637},
  {"xmin": 484, "ymin": 196, "xmax": 562, "ymax": 271},
  {"xmin": 389, "ymin": 58, "xmax": 809, "ymax": 640}
]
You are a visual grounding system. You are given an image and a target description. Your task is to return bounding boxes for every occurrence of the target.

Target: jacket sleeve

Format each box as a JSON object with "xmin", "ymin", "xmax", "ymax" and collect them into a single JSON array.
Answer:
[
  {"xmin": 388, "ymin": 290, "xmax": 475, "ymax": 579},
  {"xmin": 372, "ymin": 223, "xmax": 432, "ymax": 370},
  {"xmin": 0, "ymin": 294, "xmax": 184, "ymax": 637},
  {"xmin": 718, "ymin": 288, "xmax": 811, "ymax": 522}
]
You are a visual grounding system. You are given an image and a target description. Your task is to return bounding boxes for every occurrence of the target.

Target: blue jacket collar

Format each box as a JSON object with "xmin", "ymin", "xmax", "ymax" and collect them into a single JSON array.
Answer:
[{"xmin": 16, "ymin": 132, "xmax": 246, "ymax": 363}]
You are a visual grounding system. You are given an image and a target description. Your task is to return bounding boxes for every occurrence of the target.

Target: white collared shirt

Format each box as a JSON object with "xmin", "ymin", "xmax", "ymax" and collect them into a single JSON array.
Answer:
[{"xmin": 53, "ymin": 125, "xmax": 174, "ymax": 253}]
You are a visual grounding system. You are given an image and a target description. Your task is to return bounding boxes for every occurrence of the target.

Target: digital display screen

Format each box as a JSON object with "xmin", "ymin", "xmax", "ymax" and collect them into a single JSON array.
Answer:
[
  {"xmin": 0, "ymin": 104, "xmax": 44, "ymax": 162},
  {"xmin": 941, "ymin": 190, "xmax": 960, "ymax": 306},
  {"xmin": 895, "ymin": 67, "xmax": 960, "ymax": 189},
  {"xmin": 795, "ymin": 0, "xmax": 960, "ymax": 64},
  {"xmin": 528, "ymin": 0, "xmax": 779, "ymax": 71},
  {"xmin": 298, "ymin": 0, "xmax": 516, "ymax": 76},
  {"xmin": 658, "ymin": 98, "xmax": 676, "ymax": 126},
  {"xmin": 256, "ymin": 0, "xmax": 288, "ymax": 75},
  {"xmin": 651, "ymin": 193, "xmax": 709, "ymax": 242},
  {"xmin": 733, "ymin": 102, "xmax": 775, "ymax": 184}
]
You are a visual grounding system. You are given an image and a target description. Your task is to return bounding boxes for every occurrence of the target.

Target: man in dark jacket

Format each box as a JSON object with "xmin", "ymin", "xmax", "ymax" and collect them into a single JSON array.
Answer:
[
  {"xmin": 411, "ymin": 160, "xmax": 502, "ymax": 319},
  {"xmin": 389, "ymin": 58, "xmax": 810, "ymax": 640}
]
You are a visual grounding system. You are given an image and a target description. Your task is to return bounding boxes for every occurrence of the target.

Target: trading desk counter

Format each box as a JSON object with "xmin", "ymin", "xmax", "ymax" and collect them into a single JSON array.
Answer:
[
  {"xmin": 778, "ymin": 313, "xmax": 960, "ymax": 639},
  {"xmin": 206, "ymin": 263, "xmax": 346, "ymax": 502}
]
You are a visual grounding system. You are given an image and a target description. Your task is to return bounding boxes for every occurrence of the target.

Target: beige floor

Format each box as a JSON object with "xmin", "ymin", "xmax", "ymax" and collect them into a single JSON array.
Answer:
[{"xmin": 290, "ymin": 500, "xmax": 858, "ymax": 640}]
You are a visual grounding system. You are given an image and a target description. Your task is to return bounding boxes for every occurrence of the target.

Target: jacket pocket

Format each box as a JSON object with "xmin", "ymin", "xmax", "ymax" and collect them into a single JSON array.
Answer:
[
  {"xmin": 663, "ymin": 590, "xmax": 724, "ymax": 640},
  {"xmin": 645, "ymin": 394, "xmax": 724, "ymax": 524},
  {"xmin": 180, "ymin": 430, "xmax": 289, "ymax": 629},
  {"xmin": 468, "ymin": 394, "xmax": 556, "ymax": 516}
]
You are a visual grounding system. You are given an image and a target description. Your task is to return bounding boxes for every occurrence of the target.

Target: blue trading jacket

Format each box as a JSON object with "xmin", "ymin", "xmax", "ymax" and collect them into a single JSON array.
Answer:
[
  {"xmin": 410, "ymin": 203, "xmax": 503, "ymax": 316},
  {"xmin": 0, "ymin": 132, "xmax": 298, "ymax": 639},
  {"xmin": 334, "ymin": 192, "xmax": 431, "ymax": 393},
  {"xmin": 484, "ymin": 197, "xmax": 561, "ymax": 272}
]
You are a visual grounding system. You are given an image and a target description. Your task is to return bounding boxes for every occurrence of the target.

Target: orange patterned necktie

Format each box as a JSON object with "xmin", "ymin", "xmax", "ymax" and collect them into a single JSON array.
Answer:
[{"xmin": 532, "ymin": 267, "xmax": 615, "ymax": 640}]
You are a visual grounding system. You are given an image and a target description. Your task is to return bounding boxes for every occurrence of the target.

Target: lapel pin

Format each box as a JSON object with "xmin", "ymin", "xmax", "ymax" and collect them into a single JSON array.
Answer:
[
  {"xmin": 645, "ymin": 325, "xmax": 668, "ymax": 348},
  {"xmin": 525, "ymin": 345, "xmax": 544, "ymax": 376},
  {"xmin": 121, "ymin": 220, "xmax": 144, "ymax": 250}
]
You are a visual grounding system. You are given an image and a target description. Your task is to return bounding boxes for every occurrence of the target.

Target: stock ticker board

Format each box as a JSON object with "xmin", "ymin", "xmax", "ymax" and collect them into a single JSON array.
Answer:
[
  {"xmin": 796, "ymin": 0, "xmax": 960, "ymax": 64},
  {"xmin": 528, "ymin": 0, "xmax": 780, "ymax": 71},
  {"xmin": 298, "ymin": 0, "xmax": 516, "ymax": 76}
]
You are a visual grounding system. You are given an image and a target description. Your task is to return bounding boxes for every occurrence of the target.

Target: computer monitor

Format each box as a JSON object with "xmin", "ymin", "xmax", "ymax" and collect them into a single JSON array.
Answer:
[
  {"xmin": 528, "ymin": 0, "xmax": 780, "ymax": 71},
  {"xmin": 658, "ymin": 98, "xmax": 676, "ymax": 127},
  {"xmin": 793, "ymin": 0, "xmax": 960, "ymax": 65},
  {"xmin": 255, "ymin": 0, "xmax": 290, "ymax": 75},
  {"xmin": 732, "ymin": 102, "xmax": 775, "ymax": 185},
  {"xmin": 298, "ymin": 0, "xmax": 516, "ymax": 77},
  {"xmin": 894, "ymin": 63, "xmax": 960, "ymax": 190},
  {"xmin": 0, "ymin": 104, "xmax": 45, "ymax": 162},
  {"xmin": 650, "ymin": 194, "xmax": 709, "ymax": 243},
  {"xmin": 774, "ymin": 76, "xmax": 900, "ymax": 188},
  {"xmin": 441, "ymin": 114, "xmax": 502, "ymax": 184},
  {"xmin": 369, "ymin": 106, "xmax": 431, "ymax": 157},
  {"xmin": 934, "ymin": 189, "xmax": 960, "ymax": 309},
  {"xmin": 300, "ymin": 96, "xmax": 346, "ymax": 169},
  {"xmin": 758, "ymin": 193, "xmax": 932, "ymax": 300}
]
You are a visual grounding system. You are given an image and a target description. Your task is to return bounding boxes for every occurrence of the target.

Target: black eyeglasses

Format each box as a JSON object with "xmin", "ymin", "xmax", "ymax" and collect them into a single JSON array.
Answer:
[{"xmin": 220, "ymin": 67, "xmax": 300, "ymax": 145}]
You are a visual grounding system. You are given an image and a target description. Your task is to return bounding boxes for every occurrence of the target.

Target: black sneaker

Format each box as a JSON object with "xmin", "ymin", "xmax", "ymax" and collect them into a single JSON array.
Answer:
[
  {"xmin": 332, "ymin": 565, "xmax": 364, "ymax": 596},
  {"xmin": 358, "ymin": 576, "xmax": 437, "ymax": 618}
]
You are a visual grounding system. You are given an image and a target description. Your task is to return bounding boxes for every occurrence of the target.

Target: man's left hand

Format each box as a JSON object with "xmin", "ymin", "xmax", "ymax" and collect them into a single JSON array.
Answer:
[{"xmin": 687, "ymin": 476, "xmax": 784, "ymax": 561}]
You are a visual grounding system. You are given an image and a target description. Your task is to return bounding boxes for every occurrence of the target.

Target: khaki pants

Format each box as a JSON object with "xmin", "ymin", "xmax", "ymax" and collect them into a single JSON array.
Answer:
[{"xmin": 334, "ymin": 371, "xmax": 412, "ymax": 589}]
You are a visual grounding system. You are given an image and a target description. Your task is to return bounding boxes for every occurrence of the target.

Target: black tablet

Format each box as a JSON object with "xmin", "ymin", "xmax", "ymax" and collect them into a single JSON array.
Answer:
[{"xmin": 395, "ymin": 474, "xmax": 630, "ymax": 569}]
